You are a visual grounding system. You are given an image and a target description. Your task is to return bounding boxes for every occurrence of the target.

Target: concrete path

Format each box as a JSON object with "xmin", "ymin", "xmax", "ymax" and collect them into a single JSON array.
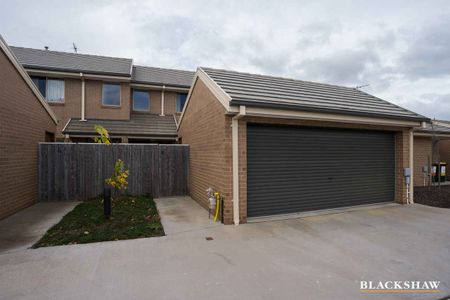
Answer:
[
  {"xmin": 0, "ymin": 202, "xmax": 79, "ymax": 253},
  {"xmin": 0, "ymin": 198, "xmax": 449, "ymax": 300},
  {"xmin": 155, "ymin": 196, "xmax": 221, "ymax": 235}
]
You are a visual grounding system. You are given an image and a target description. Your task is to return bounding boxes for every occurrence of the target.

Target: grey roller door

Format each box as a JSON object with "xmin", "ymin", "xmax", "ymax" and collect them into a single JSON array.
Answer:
[{"xmin": 247, "ymin": 124, "xmax": 395, "ymax": 218}]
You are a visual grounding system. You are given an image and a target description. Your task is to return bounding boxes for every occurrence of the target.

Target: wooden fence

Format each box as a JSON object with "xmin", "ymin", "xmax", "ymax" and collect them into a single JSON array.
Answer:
[{"xmin": 38, "ymin": 143, "xmax": 189, "ymax": 201}]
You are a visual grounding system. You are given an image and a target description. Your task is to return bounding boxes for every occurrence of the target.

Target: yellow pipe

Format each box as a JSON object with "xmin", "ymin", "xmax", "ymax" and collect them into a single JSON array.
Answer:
[{"xmin": 213, "ymin": 192, "xmax": 220, "ymax": 222}]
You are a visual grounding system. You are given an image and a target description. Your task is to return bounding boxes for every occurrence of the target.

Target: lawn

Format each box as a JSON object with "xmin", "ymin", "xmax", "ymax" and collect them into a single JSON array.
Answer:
[{"xmin": 33, "ymin": 195, "xmax": 165, "ymax": 248}]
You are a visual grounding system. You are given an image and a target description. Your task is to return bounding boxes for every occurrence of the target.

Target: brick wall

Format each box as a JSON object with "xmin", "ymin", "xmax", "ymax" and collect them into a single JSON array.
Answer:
[
  {"xmin": 413, "ymin": 136, "xmax": 432, "ymax": 186},
  {"xmin": 0, "ymin": 48, "xmax": 56, "ymax": 219},
  {"xmin": 85, "ymin": 80, "xmax": 130, "ymax": 121},
  {"xmin": 439, "ymin": 139, "xmax": 450, "ymax": 166},
  {"xmin": 164, "ymin": 91, "xmax": 177, "ymax": 115},
  {"xmin": 49, "ymin": 78, "xmax": 81, "ymax": 139},
  {"xmin": 177, "ymin": 78, "xmax": 233, "ymax": 223}
]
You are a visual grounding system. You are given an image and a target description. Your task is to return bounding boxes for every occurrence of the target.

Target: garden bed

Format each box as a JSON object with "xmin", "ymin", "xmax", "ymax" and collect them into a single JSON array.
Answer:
[
  {"xmin": 414, "ymin": 185, "xmax": 450, "ymax": 208},
  {"xmin": 33, "ymin": 195, "xmax": 164, "ymax": 248}
]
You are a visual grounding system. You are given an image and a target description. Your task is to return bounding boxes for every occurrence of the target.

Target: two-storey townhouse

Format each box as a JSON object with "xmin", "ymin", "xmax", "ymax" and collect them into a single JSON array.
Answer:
[{"xmin": 11, "ymin": 46, "xmax": 194, "ymax": 143}]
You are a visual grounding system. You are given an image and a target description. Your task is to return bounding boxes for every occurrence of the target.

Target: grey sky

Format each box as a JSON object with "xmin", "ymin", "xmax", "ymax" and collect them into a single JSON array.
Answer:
[{"xmin": 1, "ymin": 0, "xmax": 449, "ymax": 119}]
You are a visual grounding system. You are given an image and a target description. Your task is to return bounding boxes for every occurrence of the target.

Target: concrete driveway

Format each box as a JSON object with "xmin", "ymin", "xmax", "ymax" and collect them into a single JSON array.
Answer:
[{"xmin": 0, "ymin": 198, "xmax": 449, "ymax": 300}]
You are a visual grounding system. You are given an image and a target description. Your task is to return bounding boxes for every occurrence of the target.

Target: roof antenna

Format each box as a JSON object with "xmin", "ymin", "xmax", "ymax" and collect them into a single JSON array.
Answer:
[
  {"xmin": 72, "ymin": 43, "xmax": 78, "ymax": 53},
  {"xmin": 355, "ymin": 84, "xmax": 370, "ymax": 90},
  {"xmin": 44, "ymin": 46, "xmax": 49, "ymax": 51}
]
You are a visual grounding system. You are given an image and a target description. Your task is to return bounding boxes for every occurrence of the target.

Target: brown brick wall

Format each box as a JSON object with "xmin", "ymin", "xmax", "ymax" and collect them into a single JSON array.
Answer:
[
  {"xmin": 394, "ymin": 129, "xmax": 411, "ymax": 203},
  {"xmin": 85, "ymin": 80, "xmax": 130, "ymax": 120},
  {"xmin": 49, "ymin": 78, "xmax": 81, "ymax": 139},
  {"xmin": 177, "ymin": 79, "xmax": 233, "ymax": 223},
  {"xmin": 439, "ymin": 139, "xmax": 450, "ymax": 166},
  {"xmin": 164, "ymin": 91, "xmax": 177, "ymax": 115},
  {"xmin": 0, "ymin": 48, "xmax": 56, "ymax": 219},
  {"xmin": 413, "ymin": 136, "xmax": 432, "ymax": 186}
]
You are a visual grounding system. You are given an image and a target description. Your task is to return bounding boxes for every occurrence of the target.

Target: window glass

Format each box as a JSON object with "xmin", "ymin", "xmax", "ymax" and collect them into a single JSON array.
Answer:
[
  {"xmin": 176, "ymin": 93, "xmax": 188, "ymax": 112},
  {"xmin": 31, "ymin": 76, "xmax": 46, "ymax": 97},
  {"xmin": 46, "ymin": 79, "xmax": 65, "ymax": 102},
  {"xmin": 102, "ymin": 83, "xmax": 121, "ymax": 106},
  {"xmin": 133, "ymin": 90, "xmax": 150, "ymax": 111}
]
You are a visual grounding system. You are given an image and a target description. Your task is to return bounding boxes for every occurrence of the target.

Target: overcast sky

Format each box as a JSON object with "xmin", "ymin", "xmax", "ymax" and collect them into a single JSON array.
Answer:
[{"xmin": 1, "ymin": 0, "xmax": 449, "ymax": 119}]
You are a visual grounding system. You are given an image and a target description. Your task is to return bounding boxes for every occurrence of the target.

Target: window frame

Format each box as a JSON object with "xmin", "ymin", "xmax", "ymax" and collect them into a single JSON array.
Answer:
[
  {"xmin": 176, "ymin": 93, "xmax": 188, "ymax": 113},
  {"xmin": 102, "ymin": 82, "xmax": 122, "ymax": 107},
  {"xmin": 132, "ymin": 89, "xmax": 151, "ymax": 111},
  {"xmin": 30, "ymin": 76, "xmax": 65, "ymax": 103}
]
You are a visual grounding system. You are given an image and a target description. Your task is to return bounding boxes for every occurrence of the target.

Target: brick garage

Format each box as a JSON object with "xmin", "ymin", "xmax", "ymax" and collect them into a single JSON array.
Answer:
[
  {"xmin": 178, "ymin": 67, "xmax": 427, "ymax": 224},
  {"xmin": 0, "ymin": 37, "xmax": 57, "ymax": 219}
]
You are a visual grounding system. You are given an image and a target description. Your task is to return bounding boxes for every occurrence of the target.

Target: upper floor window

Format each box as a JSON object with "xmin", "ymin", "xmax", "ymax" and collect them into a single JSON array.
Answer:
[
  {"xmin": 30, "ymin": 76, "xmax": 65, "ymax": 103},
  {"xmin": 176, "ymin": 93, "xmax": 188, "ymax": 113},
  {"xmin": 102, "ymin": 83, "xmax": 121, "ymax": 106},
  {"xmin": 132, "ymin": 90, "xmax": 150, "ymax": 111}
]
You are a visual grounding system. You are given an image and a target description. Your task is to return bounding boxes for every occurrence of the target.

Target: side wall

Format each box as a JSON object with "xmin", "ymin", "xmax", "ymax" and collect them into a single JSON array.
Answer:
[
  {"xmin": 413, "ymin": 136, "xmax": 432, "ymax": 186},
  {"xmin": 0, "ymin": 48, "xmax": 56, "ymax": 219},
  {"xmin": 439, "ymin": 139, "xmax": 450, "ymax": 168},
  {"xmin": 177, "ymin": 78, "xmax": 233, "ymax": 222}
]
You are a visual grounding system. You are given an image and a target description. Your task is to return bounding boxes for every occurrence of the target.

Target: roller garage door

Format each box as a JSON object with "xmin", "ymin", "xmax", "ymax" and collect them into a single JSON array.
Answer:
[{"xmin": 247, "ymin": 124, "xmax": 395, "ymax": 218}]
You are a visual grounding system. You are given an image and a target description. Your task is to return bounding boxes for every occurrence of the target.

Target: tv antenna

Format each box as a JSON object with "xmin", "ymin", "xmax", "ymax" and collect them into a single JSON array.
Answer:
[
  {"xmin": 72, "ymin": 43, "xmax": 78, "ymax": 53},
  {"xmin": 355, "ymin": 84, "xmax": 370, "ymax": 90}
]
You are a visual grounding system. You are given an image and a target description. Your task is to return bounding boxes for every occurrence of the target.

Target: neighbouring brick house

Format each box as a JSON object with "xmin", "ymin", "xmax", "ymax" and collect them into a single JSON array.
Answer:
[
  {"xmin": 413, "ymin": 120, "xmax": 450, "ymax": 186},
  {"xmin": 0, "ymin": 36, "xmax": 58, "ymax": 219},
  {"xmin": 11, "ymin": 46, "xmax": 195, "ymax": 143},
  {"xmin": 178, "ymin": 67, "xmax": 428, "ymax": 224}
]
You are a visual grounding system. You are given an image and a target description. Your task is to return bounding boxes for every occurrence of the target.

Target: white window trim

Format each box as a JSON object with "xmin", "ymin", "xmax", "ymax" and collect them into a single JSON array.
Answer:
[
  {"xmin": 102, "ymin": 82, "xmax": 122, "ymax": 107},
  {"xmin": 132, "ymin": 89, "xmax": 150, "ymax": 111}
]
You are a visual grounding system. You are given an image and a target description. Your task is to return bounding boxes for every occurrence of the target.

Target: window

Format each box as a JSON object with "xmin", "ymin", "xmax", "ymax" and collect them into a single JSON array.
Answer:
[
  {"xmin": 31, "ymin": 77, "xmax": 46, "ymax": 97},
  {"xmin": 132, "ymin": 90, "xmax": 150, "ymax": 111},
  {"xmin": 46, "ymin": 79, "xmax": 64, "ymax": 102},
  {"xmin": 102, "ymin": 83, "xmax": 121, "ymax": 106},
  {"xmin": 30, "ymin": 77, "xmax": 64, "ymax": 103},
  {"xmin": 176, "ymin": 93, "xmax": 188, "ymax": 113}
]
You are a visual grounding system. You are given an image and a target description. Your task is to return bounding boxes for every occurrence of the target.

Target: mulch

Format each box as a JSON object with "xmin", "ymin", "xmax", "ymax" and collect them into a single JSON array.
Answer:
[{"xmin": 414, "ymin": 185, "xmax": 450, "ymax": 208}]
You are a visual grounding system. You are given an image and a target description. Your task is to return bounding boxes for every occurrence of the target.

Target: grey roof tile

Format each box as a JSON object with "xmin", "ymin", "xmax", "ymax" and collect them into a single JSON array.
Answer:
[
  {"xmin": 201, "ymin": 67, "xmax": 428, "ymax": 121},
  {"xmin": 63, "ymin": 113, "xmax": 177, "ymax": 137},
  {"xmin": 11, "ymin": 46, "xmax": 133, "ymax": 77},
  {"xmin": 132, "ymin": 65, "xmax": 195, "ymax": 88}
]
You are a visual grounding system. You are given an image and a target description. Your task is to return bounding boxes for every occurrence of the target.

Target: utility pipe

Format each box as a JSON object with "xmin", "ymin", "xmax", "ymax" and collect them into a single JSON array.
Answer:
[
  {"xmin": 231, "ymin": 105, "xmax": 246, "ymax": 225},
  {"xmin": 160, "ymin": 85, "xmax": 166, "ymax": 116},
  {"xmin": 80, "ymin": 73, "xmax": 86, "ymax": 121}
]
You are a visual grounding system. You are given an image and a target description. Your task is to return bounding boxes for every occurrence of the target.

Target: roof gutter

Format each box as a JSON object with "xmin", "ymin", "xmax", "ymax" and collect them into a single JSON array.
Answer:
[
  {"xmin": 229, "ymin": 100, "xmax": 429, "ymax": 124},
  {"xmin": 231, "ymin": 105, "xmax": 246, "ymax": 225},
  {"xmin": 229, "ymin": 105, "xmax": 424, "ymax": 128}
]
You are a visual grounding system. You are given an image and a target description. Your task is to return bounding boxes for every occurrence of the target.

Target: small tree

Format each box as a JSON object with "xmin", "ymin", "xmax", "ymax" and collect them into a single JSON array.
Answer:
[{"xmin": 94, "ymin": 125, "xmax": 129, "ymax": 191}]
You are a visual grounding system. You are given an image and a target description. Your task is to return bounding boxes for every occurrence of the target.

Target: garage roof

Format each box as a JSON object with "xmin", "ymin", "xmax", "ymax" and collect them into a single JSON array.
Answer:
[
  {"xmin": 63, "ymin": 113, "xmax": 177, "ymax": 138},
  {"xmin": 201, "ymin": 67, "xmax": 428, "ymax": 121},
  {"xmin": 11, "ymin": 46, "xmax": 133, "ymax": 77},
  {"xmin": 132, "ymin": 65, "xmax": 195, "ymax": 88}
]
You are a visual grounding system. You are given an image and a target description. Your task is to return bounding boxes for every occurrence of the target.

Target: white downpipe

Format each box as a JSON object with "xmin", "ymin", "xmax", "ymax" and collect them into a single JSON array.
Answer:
[
  {"xmin": 80, "ymin": 73, "xmax": 86, "ymax": 121},
  {"xmin": 409, "ymin": 128, "xmax": 414, "ymax": 204},
  {"xmin": 160, "ymin": 85, "xmax": 166, "ymax": 116},
  {"xmin": 232, "ymin": 106, "xmax": 246, "ymax": 225}
]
